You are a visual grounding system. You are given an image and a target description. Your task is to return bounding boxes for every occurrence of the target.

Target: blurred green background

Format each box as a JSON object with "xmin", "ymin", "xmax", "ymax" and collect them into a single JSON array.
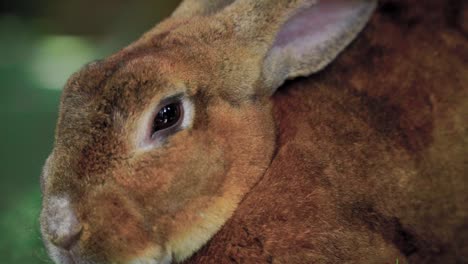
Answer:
[{"xmin": 0, "ymin": 1, "xmax": 180, "ymax": 263}]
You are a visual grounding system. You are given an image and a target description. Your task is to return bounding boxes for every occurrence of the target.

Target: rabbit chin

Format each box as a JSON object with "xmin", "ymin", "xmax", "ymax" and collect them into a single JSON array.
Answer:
[{"xmin": 44, "ymin": 241, "xmax": 172, "ymax": 264}]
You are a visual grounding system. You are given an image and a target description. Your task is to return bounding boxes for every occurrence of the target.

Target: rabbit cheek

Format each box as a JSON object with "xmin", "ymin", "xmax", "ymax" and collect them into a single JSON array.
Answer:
[
  {"xmin": 163, "ymin": 101, "xmax": 276, "ymax": 261},
  {"xmin": 77, "ymin": 187, "xmax": 164, "ymax": 263}
]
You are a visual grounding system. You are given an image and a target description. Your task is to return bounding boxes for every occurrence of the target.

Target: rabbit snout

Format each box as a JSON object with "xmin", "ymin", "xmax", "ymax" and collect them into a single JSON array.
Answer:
[
  {"xmin": 41, "ymin": 188, "xmax": 171, "ymax": 264},
  {"xmin": 41, "ymin": 196, "xmax": 82, "ymax": 251}
]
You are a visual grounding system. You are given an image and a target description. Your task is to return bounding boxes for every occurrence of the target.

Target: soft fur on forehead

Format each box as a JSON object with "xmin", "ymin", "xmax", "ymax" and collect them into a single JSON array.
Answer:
[
  {"xmin": 185, "ymin": 0, "xmax": 468, "ymax": 263},
  {"xmin": 54, "ymin": 44, "xmax": 218, "ymax": 179}
]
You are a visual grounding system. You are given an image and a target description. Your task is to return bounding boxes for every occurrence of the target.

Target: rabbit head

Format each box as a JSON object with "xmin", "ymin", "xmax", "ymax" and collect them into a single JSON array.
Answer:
[{"xmin": 40, "ymin": 0, "xmax": 376, "ymax": 263}]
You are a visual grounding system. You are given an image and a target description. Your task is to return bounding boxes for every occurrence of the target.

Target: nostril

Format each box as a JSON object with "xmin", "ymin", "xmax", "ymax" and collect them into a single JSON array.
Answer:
[{"xmin": 50, "ymin": 223, "xmax": 83, "ymax": 250}]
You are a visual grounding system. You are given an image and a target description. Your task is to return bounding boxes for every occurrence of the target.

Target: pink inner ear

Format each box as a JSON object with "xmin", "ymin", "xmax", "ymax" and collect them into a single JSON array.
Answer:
[{"xmin": 274, "ymin": 0, "xmax": 365, "ymax": 48}]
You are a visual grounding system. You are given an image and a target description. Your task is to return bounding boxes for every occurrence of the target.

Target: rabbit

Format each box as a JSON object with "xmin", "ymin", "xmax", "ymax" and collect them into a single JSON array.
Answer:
[{"xmin": 39, "ymin": 0, "xmax": 468, "ymax": 264}]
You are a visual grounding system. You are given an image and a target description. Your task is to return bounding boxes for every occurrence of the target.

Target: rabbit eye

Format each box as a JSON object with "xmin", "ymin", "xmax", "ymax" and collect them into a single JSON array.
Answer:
[
  {"xmin": 152, "ymin": 102, "xmax": 183, "ymax": 136},
  {"xmin": 139, "ymin": 96, "xmax": 192, "ymax": 148}
]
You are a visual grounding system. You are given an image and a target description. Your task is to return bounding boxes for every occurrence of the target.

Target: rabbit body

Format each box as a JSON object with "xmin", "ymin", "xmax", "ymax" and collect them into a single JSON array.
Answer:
[{"xmin": 186, "ymin": 0, "xmax": 468, "ymax": 263}]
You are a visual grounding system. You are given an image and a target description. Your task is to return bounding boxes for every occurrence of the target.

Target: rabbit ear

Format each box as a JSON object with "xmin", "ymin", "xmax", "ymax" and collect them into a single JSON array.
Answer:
[
  {"xmin": 172, "ymin": 0, "xmax": 235, "ymax": 18},
  {"xmin": 222, "ymin": 0, "xmax": 376, "ymax": 94}
]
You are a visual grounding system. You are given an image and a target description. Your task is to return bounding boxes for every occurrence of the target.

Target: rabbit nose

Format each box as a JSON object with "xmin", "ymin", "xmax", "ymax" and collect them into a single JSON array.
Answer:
[
  {"xmin": 44, "ymin": 196, "xmax": 83, "ymax": 250},
  {"xmin": 50, "ymin": 221, "xmax": 83, "ymax": 250}
]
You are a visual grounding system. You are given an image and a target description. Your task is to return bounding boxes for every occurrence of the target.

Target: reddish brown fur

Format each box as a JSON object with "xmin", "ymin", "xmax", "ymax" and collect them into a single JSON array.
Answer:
[
  {"xmin": 43, "ymin": 21, "xmax": 278, "ymax": 262},
  {"xmin": 185, "ymin": 0, "xmax": 468, "ymax": 263},
  {"xmin": 40, "ymin": 0, "xmax": 467, "ymax": 263}
]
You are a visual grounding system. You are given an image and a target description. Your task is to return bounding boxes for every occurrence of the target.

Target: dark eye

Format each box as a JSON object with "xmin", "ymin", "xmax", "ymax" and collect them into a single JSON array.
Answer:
[{"xmin": 152, "ymin": 102, "xmax": 182, "ymax": 136}]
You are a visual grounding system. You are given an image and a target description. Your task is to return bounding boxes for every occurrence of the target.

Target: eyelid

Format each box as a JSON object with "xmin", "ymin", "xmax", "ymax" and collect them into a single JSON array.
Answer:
[{"xmin": 156, "ymin": 93, "xmax": 184, "ymax": 110}]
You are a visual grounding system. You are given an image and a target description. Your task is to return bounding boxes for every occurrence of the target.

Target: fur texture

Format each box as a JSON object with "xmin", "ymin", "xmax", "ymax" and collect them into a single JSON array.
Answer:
[
  {"xmin": 186, "ymin": 0, "xmax": 468, "ymax": 263},
  {"xmin": 39, "ymin": 0, "xmax": 467, "ymax": 263}
]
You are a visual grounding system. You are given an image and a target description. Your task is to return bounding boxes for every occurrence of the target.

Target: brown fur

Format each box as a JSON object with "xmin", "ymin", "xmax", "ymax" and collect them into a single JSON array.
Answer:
[
  {"xmin": 40, "ymin": 0, "xmax": 467, "ymax": 263},
  {"xmin": 41, "ymin": 2, "xmax": 281, "ymax": 260},
  {"xmin": 186, "ymin": 1, "xmax": 468, "ymax": 263}
]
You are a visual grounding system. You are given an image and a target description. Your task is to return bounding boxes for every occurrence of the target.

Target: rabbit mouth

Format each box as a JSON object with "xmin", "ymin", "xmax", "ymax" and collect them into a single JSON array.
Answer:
[{"xmin": 43, "ymin": 240, "xmax": 79, "ymax": 264}]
